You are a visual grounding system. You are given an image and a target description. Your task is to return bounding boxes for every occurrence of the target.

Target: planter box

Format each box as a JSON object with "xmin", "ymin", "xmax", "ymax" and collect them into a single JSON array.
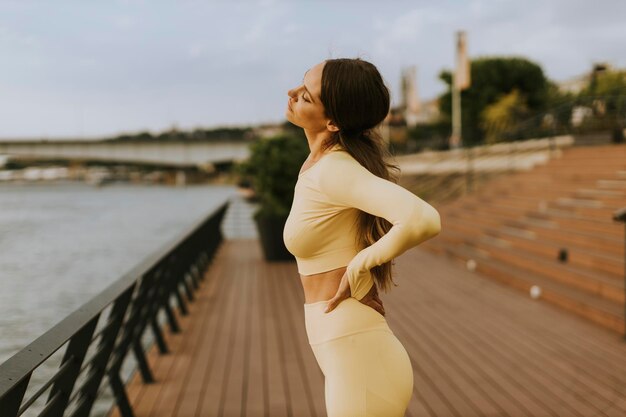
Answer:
[{"xmin": 255, "ymin": 215, "xmax": 295, "ymax": 261}]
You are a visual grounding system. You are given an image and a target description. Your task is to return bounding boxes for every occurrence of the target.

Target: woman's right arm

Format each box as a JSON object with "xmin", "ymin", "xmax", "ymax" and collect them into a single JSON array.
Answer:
[{"xmin": 316, "ymin": 153, "xmax": 441, "ymax": 301}]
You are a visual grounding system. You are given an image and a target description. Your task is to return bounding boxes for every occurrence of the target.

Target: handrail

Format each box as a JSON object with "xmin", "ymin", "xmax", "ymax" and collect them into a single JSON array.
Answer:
[
  {"xmin": 0, "ymin": 199, "xmax": 230, "ymax": 417},
  {"xmin": 397, "ymin": 134, "xmax": 572, "ymax": 205}
]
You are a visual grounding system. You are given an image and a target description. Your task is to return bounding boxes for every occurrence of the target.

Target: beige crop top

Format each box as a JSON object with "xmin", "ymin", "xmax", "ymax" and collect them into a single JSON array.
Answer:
[{"xmin": 283, "ymin": 143, "xmax": 441, "ymax": 301}]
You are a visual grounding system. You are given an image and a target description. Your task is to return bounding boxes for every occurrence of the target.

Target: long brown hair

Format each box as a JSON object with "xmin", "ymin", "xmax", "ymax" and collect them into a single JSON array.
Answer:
[{"xmin": 319, "ymin": 57, "xmax": 401, "ymax": 294}]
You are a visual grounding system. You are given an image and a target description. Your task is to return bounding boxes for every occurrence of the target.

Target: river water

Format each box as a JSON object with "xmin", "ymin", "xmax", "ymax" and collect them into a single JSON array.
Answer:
[{"xmin": 0, "ymin": 181, "xmax": 240, "ymax": 416}]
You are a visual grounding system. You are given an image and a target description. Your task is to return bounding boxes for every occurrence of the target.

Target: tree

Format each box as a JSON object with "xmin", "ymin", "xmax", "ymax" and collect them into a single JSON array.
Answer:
[
  {"xmin": 579, "ymin": 69, "xmax": 626, "ymax": 142},
  {"xmin": 439, "ymin": 56, "xmax": 550, "ymax": 145},
  {"xmin": 480, "ymin": 89, "xmax": 529, "ymax": 144}
]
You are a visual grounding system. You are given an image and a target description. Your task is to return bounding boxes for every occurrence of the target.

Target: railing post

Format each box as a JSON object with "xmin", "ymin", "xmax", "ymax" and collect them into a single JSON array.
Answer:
[
  {"xmin": 465, "ymin": 146, "xmax": 473, "ymax": 194},
  {"xmin": 613, "ymin": 207, "xmax": 626, "ymax": 341},
  {"xmin": 0, "ymin": 375, "xmax": 31, "ymax": 417},
  {"xmin": 182, "ymin": 271, "xmax": 195, "ymax": 301},
  {"xmin": 170, "ymin": 253, "xmax": 190, "ymax": 316},
  {"xmin": 108, "ymin": 372, "xmax": 135, "ymax": 417},
  {"xmin": 45, "ymin": 316, "xmax": 100, "ymax": 417},
  {"xmin": 155, "ymin": 260, "xmax": 181, "ymax": 334},
  {"xmin": 131, "ymin": 340, "xmax": 154, "ymax": 383},
  {"xmin": 70, "ymin": 286, "xmax": 135, "ymax": 417},
  {"xmin": 108, "ymin": 271, "xmax": 158, "ymax": 379},
  {"xmin": 549, "ymin": 126, "xmax": 557, "ymax": 158}
]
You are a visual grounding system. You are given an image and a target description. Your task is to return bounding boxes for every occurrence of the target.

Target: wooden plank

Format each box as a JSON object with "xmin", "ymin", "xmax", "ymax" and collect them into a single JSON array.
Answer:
[
  {"xmin": 420, "ymin": 246, "xmax": 626, "ymax": 378},
  {"xmin": 260, "ymin": 258, "xmax": 290, "ymax": 417},
  {"xmin": 170, "ymin": 258, "xmax": 228, "ymax": 417},
  {"xmin": 147, "ymin": 284, "xmax": 211, "ymax": 417},
  {"xmin": 395, "ymin": 248, "xmax": 626, "ymax": 416},
  {"xmin": 195, "ymin": 250, "xmax": 240, "ymax": 417},
  {"xmin": 106, "ymin": 238, "xmax": 626, "ymax": 417},
  {"xmin": 244, "ymin": 257, "xmax": 265, "ymax": 416},
  {"xmin": 395, "ymin": 263, "xmax": 590, "ymax": 417},
  {"xmin": 391, "ymin": 278, "xmax": 538, "ymax": 417},
  {"xmin": 221, "ymin": 251, "xmax": 251, "ymax": 415}
]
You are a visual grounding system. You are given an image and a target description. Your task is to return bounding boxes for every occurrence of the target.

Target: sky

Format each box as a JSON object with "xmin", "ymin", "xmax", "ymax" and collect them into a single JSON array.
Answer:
[{"xmin": 1, "ymin": 0, "xmax": 625, "ymax": 140}]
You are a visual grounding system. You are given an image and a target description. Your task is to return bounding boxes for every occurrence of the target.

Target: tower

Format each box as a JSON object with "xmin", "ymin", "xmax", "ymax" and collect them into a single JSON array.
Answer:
[{"xmin": 400, "ymin": 66, "xmax": 421, "ymax": 127}]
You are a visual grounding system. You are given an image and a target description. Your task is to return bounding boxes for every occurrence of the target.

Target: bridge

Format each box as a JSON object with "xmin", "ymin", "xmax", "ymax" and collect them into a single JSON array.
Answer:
[
  {"xmin": 0, "ymin": 140, "xmax": 251, "ymax": 168},
  {"xmin": 1, "ymin": 135, "xmax": 573, "ymax": 175}
]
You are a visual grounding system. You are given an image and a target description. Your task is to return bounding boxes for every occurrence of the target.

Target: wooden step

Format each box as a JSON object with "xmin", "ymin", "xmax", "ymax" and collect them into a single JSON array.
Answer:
[
  {"xmin": 442, "ymin": 200, "xmax": 623, "ymax": 239},
  {"xmin": 429, "ymin": 142, "xmax": 626, "ymax": 336},
  {"xmin": 525, "ymin": 210, "xmax": 624, "ymax": 236},
  {"xmin": 482, "ymin": 224, "xmax": 624, "ymax": 279},
  {"xmin": 455, "ymin": 178, "xmax": 626, "ymax": 204},
  {"xmin": 444, "ymin": 208, "xmax": 624, "ymax": 257},
  {"xmin": 597, "ymin": 179, "xmax": 626, "ymax": 190},
  {"xmin": 433, "ymin": 224, "xmax": 624, "ymax": 303},
  {"xmin": 472, "ymin": 236, "xmax": 624, "ymax": 303},
  {"xmin": 425, "ymin": 241, "xmax": 625, "ymax": 335},
  {"xmin": 453, "ymin": 201, "xmax": 624, "ymax": 235},
  {"xmin": 545, "ymin": 201, "xmax": 623, "ymax": 221},
  {"xmin": 514, "ymin": 220, "xmax": 623, "ymax": 256},
  {"xmin": 575, "ymin": 187, "xmax": 626, "ymax": 199}
]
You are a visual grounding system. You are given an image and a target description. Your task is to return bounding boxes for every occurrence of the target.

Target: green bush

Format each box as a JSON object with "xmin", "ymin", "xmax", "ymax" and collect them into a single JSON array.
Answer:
[{"xmin": 235, "ymin": 134, "xmax": 309, "ymax": 219}]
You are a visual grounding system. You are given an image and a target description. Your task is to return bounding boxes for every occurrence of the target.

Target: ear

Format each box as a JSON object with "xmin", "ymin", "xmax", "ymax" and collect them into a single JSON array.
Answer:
[{"xmin": 326, "ymin": 119, "xmax": 340, "ymax": 133}]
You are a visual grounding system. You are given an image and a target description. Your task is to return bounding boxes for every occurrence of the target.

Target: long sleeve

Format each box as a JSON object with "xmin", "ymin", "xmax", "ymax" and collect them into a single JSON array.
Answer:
[{"xmin": 316, "ymin": 153, "xmax": 441, "ymax": 301}]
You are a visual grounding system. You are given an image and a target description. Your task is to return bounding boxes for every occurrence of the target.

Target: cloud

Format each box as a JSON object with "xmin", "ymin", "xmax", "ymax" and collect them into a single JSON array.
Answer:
[{"xmin": 1, "ymin": 0, "xmax": 625, "ymax": 138}]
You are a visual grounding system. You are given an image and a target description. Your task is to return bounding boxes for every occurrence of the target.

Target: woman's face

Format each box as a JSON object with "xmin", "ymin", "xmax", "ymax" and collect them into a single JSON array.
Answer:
[{"xmin": 286, "ymin": 61, "xmax": 333, "ymax": 133}]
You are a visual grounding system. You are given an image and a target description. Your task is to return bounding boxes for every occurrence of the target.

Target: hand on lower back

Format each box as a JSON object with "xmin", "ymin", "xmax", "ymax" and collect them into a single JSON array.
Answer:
[
  {"xmin": 325, "ymin": 272, "xmax": 385, "ymax": 317},
  {"xmin": 359, "ymin": 282, "xmax": 385, "ymax": 317}
]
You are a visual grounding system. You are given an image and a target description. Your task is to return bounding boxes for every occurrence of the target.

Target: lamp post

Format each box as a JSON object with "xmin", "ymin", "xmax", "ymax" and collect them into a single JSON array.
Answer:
[{"xmin": 450, "ymin": 30, "xmax": 470, "ymax": 150}]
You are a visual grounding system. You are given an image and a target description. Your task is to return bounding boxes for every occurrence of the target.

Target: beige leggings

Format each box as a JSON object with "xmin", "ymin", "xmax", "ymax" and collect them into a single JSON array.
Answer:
[{"xmin": 304, "ymin": 297, "xmax": 414, "ymax": 417}]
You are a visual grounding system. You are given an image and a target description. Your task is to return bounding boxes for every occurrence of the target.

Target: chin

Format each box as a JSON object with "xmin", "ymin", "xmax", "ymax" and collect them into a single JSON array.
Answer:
[{"xmin": 285, "ymin": 113, "xmax": 300, "ymax": 127}]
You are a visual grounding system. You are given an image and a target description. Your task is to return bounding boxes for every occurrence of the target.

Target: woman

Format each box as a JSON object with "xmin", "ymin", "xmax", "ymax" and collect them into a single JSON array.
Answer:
[{"xmin": 283, "ymin": 58, "xmax": 441, "ymax": 417}]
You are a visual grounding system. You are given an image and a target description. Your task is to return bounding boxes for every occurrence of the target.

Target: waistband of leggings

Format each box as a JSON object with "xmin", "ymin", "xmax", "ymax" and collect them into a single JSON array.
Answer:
[{"xmin": 303, "ymin": 297, "xmax": 391, "ymax": 345}]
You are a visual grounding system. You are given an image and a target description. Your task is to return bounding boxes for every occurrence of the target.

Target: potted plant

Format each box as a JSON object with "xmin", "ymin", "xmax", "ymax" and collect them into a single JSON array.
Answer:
[{"xmin": 235, "ymin": 133, "xmax": 309, "ymax": 261}]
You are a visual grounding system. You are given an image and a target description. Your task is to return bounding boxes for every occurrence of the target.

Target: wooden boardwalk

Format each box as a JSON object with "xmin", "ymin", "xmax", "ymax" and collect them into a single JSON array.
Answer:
[{"xmin": 107, "ymin": 238, "xmax": 626, "ymax": 417}]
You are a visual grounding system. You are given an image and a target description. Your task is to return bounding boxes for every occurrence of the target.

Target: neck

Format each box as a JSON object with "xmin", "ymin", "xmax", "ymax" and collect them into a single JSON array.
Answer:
[{"xmin": 303, "ymin": 129, "xmax": 333, "ymax": 160}]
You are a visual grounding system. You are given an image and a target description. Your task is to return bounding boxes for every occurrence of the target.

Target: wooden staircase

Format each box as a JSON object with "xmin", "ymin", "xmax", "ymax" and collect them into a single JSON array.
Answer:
[{"xmin": 422, "ymin": 143, "xmax": 626, "ymax": 335}]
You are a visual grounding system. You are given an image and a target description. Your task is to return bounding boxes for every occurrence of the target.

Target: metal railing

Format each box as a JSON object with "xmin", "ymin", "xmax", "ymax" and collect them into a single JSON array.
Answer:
[
  {"xmin": 396, "ymin": 134, "xmax": 572, "ymax": 206},
  {"xmin": 0, "ymin": 200, "xmax": 230, "ymax": 417},
  {"xmin": 398, "ymin": 91, "xmax": 626, "ymax": 203}
]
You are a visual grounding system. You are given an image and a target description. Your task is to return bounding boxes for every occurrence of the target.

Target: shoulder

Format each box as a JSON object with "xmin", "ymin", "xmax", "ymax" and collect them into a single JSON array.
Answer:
[
  {"xmin": 319, "ymin": 149, "xmax": 363, "ymax": 172},
  {"xmin": 316, "ymin": 150, "xmax": 374, "ymax": 190}
]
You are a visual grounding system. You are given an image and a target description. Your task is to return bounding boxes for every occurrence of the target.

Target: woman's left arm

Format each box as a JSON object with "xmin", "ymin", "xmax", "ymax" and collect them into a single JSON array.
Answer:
[{"xmin": 317, "ymin": 153, "xmax": 442, "ymax": 301}]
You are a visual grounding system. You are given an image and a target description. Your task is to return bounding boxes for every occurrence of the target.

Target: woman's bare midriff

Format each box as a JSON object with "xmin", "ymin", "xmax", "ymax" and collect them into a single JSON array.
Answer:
[{"xmin": 300, "ymin": 266, "xmax": 347, "ymax": 304}]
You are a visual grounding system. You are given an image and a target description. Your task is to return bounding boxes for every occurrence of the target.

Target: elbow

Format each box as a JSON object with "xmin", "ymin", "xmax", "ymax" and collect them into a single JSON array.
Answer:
[
  {"xmin": 413, "ymin": 204, "xmax": 441, "ymax": 241},
  {"xmin": 428, "ymin": 208, "xmax": 442, "ymax": 237}
]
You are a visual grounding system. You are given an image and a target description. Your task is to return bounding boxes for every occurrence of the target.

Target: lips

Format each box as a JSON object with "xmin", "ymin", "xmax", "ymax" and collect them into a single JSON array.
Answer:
[{"xmin": 287, "ymin": 99, "xmax": 293, "ymax": 112}]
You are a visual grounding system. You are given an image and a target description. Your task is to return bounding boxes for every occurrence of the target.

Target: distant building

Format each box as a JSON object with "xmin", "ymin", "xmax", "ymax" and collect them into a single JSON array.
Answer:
[
  {"xmin": 392, "ymin": 65, "xmax": 441, "ymax": 126},
  {"xmin": 415, "ymin": 97, "xmax": 440, "ymax": 125},
  {"xmin": 253, "ymin": 123, "xmax": 285, "ymax": 139},
  {"xmin": 382, "ymin": 65, "xmax": 441, "ymax": 146},
  {"xmin": 556, "ymin": 62, "xmax": 622, "ymax": 127},
  {"xmin": 399, "ymin": 66, "xmax": 421, "ymax": 127},
  {"xmin": 556, "ymin": 62, "xmax": 613, "ymax": 94}
]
